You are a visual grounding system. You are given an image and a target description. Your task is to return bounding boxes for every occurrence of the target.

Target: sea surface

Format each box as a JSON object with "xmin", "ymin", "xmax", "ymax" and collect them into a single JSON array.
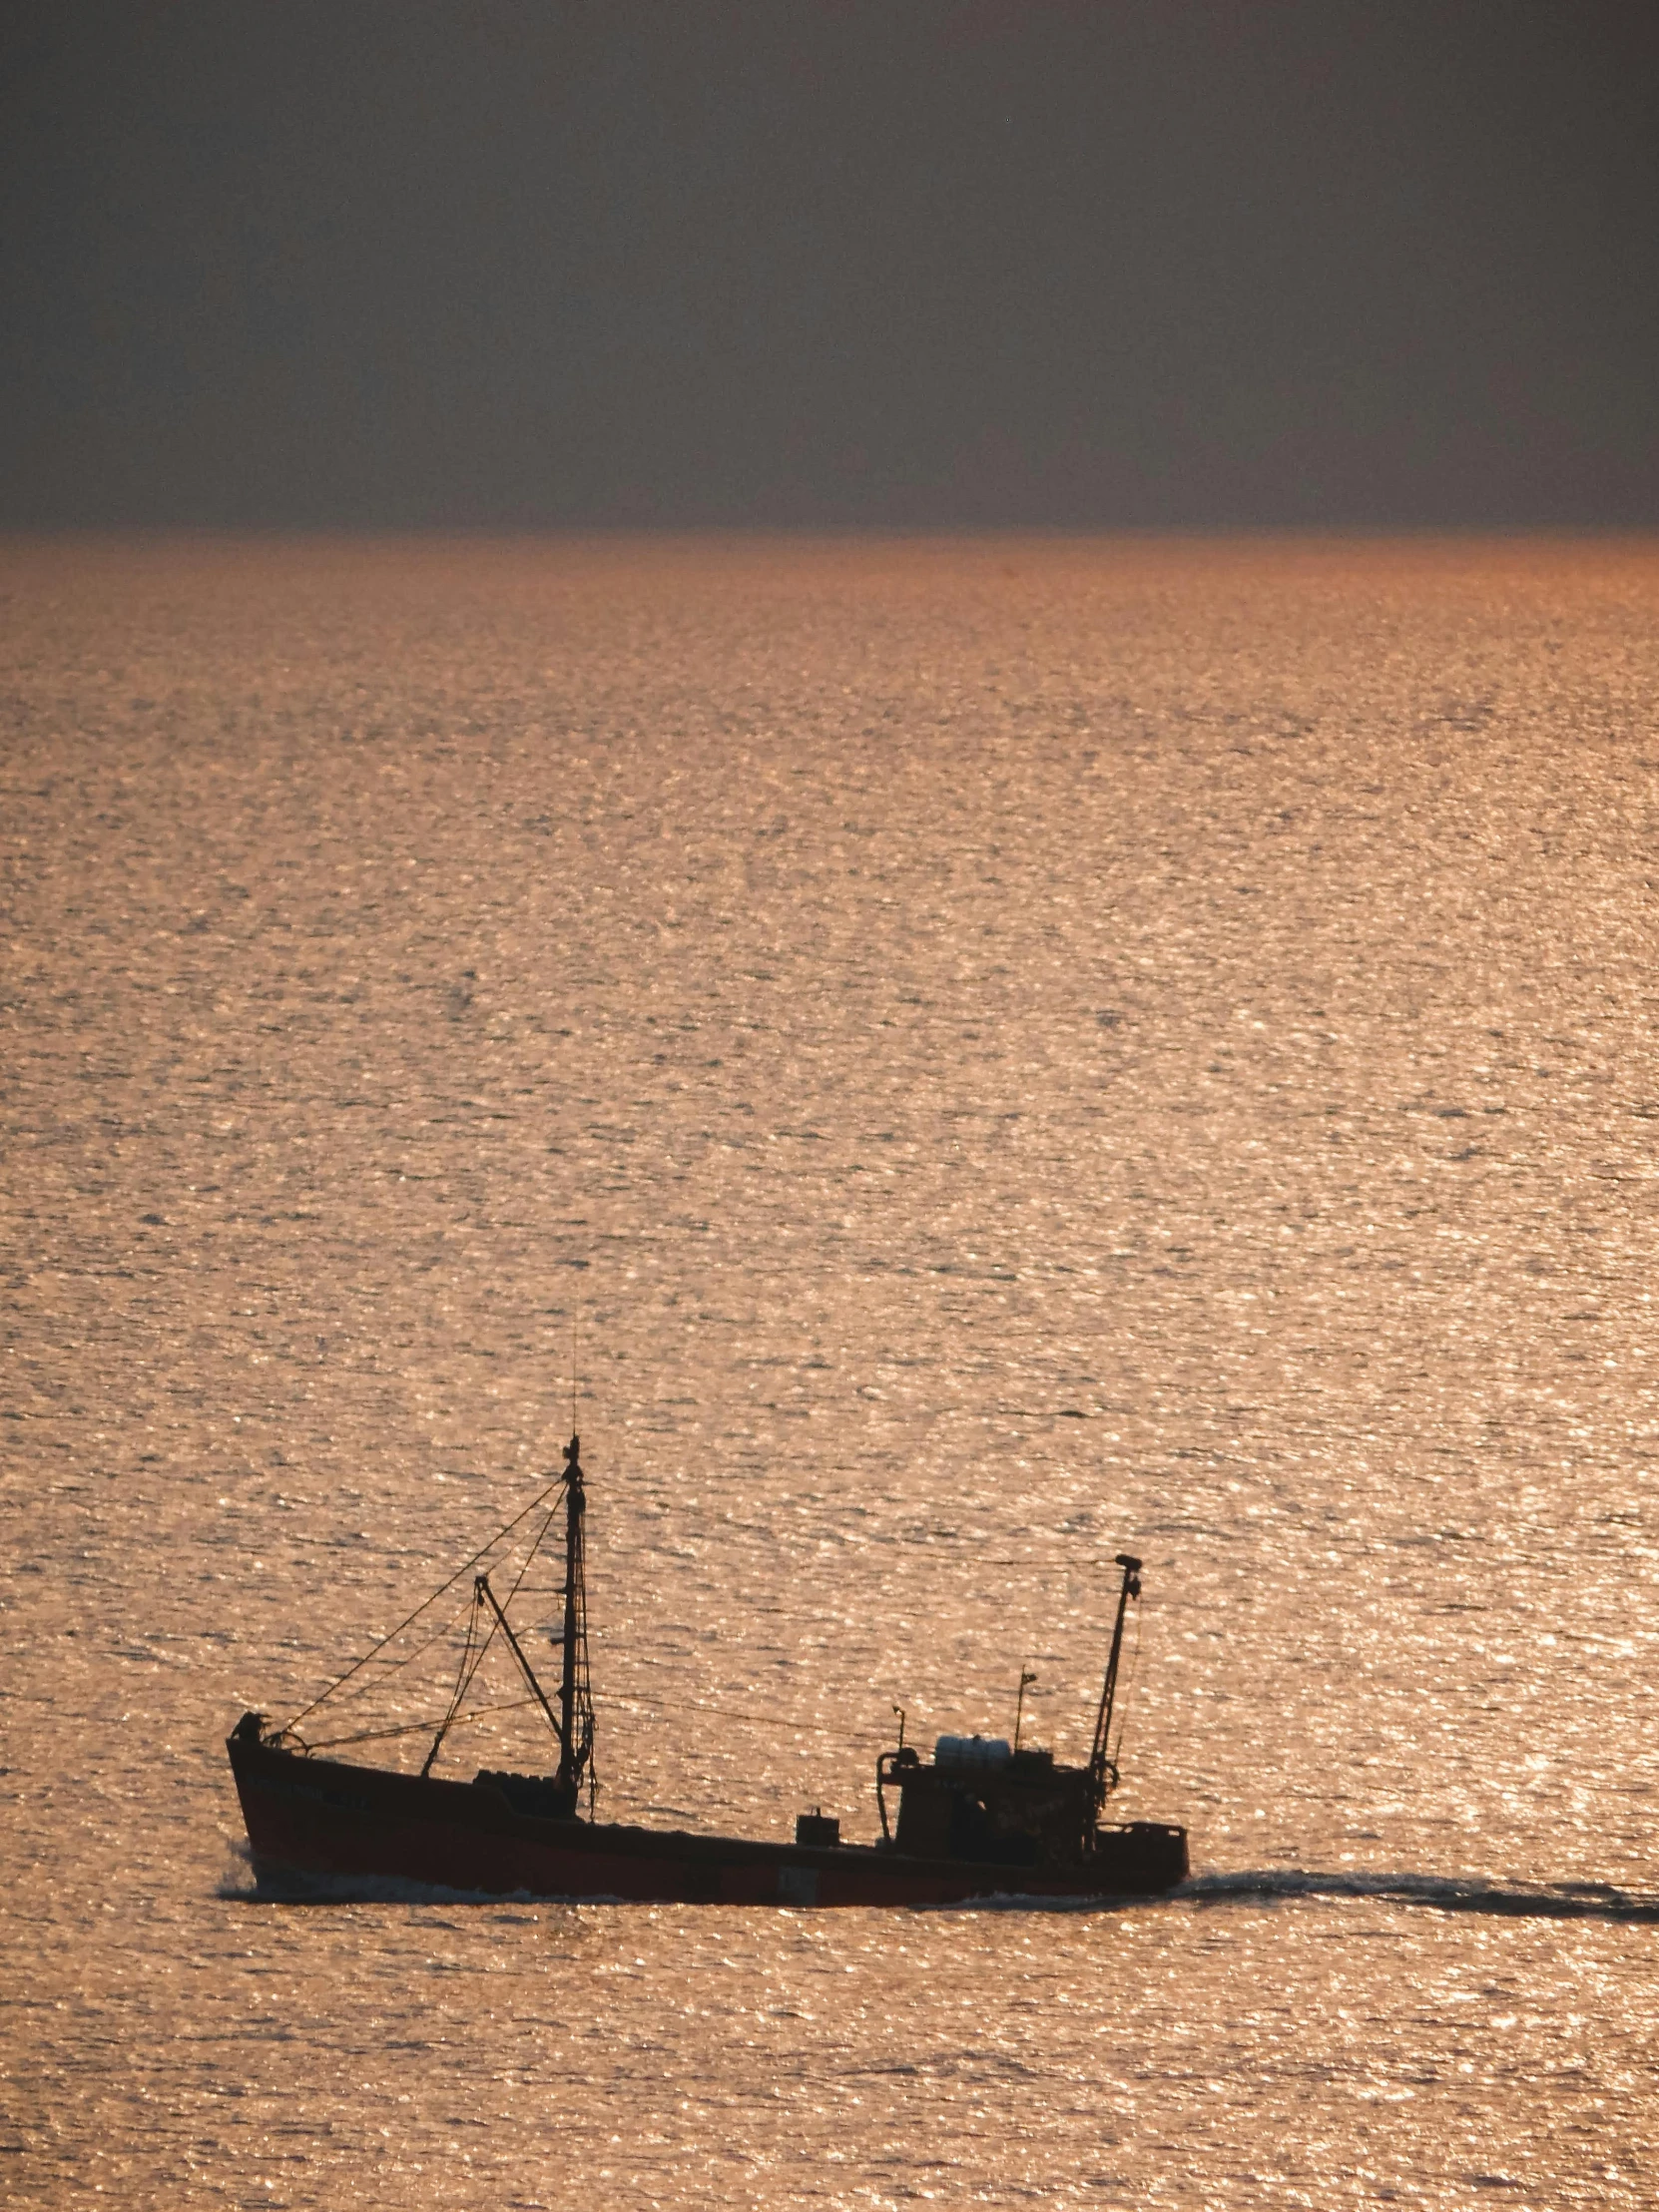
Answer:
[{"xmin": 5, "ymin": 533, "xmax": 1659, "ymax": 2207}]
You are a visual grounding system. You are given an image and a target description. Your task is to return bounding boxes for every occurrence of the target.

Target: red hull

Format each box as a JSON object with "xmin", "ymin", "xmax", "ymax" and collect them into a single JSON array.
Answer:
[{"xmin": 230, "ymin": 1736, "xmax": 1189, "ymax": 1907}]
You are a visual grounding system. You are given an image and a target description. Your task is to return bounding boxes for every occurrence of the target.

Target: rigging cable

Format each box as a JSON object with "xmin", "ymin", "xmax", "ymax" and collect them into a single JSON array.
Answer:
[
  {"xmin": 419, "ymin": 1494, "xmax": 566, "ymax": 1774},
  {"xmin": 1108, "ymin": 1604, "xmax": 1143, "ymax": 1780},
  {"xmin": 602, "ymin": 1689, "xmax": 904, "ymax": 1749},
  {"xmin": 280, "ymin": 1465, "xmax": 569, "ymax": 1732},
  {"xmin": 420, "ymin": 1579, "xmax": 486, "ymax": 1778},
  {"xmin": 301, "ymin": 1587, "xmax": 478, "ymax": 1722},
  {"xmin": 305, "ymin": 1692, "xmax": 547, "ymax": 1754}
]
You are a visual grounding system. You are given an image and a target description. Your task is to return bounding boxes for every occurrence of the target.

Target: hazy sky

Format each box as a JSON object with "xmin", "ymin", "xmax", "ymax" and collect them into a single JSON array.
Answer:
[{"xmin": 4, "ymin": 1, "xmax": 1657, "ymax": 528}]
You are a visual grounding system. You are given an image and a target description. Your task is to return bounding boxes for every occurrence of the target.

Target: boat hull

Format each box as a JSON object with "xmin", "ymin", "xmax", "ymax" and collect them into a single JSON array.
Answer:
[{"xmin": 229, "ymin": 1736, "xmax": 1188, "ymax": 1906}]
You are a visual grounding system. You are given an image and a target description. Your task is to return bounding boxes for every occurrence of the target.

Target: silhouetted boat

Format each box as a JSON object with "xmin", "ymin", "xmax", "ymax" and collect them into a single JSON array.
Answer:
[{"xmin": 228, "ymin": 1434, "xmax": 1189, "ymax": 1905}]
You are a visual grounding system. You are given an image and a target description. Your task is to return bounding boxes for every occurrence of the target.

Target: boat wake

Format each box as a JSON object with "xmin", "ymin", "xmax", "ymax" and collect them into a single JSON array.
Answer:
[
  {"xmin": 1176, "ymin": 1868, "xmax": 1659, "ymax": 1924},
  {"xmin": 932, "ymin": 1867, "xmax": 1659, "ymax": 1923},
  {"xmin": 217, "ymin": 1835, "xmax": 258, "ymax": 1899}
]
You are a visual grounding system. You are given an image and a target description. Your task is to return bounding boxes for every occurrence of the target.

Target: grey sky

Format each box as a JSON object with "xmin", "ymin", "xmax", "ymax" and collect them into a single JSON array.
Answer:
[{"xmin": 4, "ymin": 1, "xmax": 1657, "ymax": 527}]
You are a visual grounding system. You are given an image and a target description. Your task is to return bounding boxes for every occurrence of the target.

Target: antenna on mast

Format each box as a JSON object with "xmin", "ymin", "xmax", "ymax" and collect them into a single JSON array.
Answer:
[
  {"xmin": 1013, "ymin": 1666, "xmax": 1038, "ymax": 1752},
  {"xmin": 1088, "ymin": 1554, "xmax": 1142, "ymax": 1823}
]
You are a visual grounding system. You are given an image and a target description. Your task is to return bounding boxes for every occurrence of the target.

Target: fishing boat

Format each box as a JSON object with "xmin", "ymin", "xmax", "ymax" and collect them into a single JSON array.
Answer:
[{"xmin": 228, "ymin": 1433, "xmax": 1189, "ymax": 1905}]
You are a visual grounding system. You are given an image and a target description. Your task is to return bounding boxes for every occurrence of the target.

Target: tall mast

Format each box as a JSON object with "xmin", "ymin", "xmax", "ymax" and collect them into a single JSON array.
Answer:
[
  {"xmin": 1088, "ymin": 1552, "xmax": 1142, "ymax": 1813},
  {"xmin": 555, "ymin": 1431, "xmax": 594, "ymax": 1804}
]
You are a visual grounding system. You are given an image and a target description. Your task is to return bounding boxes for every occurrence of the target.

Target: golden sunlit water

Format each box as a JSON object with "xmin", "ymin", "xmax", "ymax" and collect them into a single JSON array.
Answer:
[{"xmin": 6, "ymin": 534, "xmax": 1659, "ymax": 2207}]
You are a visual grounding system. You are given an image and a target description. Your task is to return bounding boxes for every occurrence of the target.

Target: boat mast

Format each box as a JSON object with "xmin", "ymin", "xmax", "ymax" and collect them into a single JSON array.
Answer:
[
  {"xmin": 555, "ymin": 1431, "xmax": 594, "ymax": 1803},
  {"xmin": 1088, "ymin": 1552, "xmax": 1142, "ymax": 1813}
]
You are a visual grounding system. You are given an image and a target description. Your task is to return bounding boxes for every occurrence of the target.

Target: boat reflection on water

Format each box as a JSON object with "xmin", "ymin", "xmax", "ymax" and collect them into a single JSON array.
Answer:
[{"xmin": 228, "ymin": 1434, "xmax": 1189, "ymax": 1906}]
